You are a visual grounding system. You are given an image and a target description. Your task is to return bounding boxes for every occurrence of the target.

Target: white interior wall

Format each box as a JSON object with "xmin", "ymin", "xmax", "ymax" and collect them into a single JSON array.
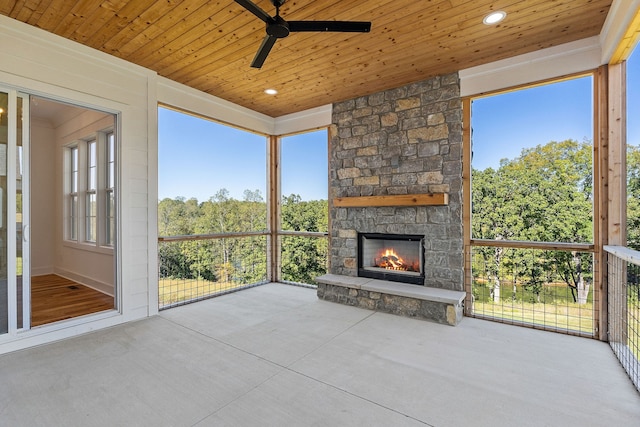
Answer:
[
  {"xmin": 30, "ymin": 118, "xmax": 56, "ymax": 276},
  {"xmin": 53, "ymin": 111, "xmax": 115, "ymax": 295},
  {"xmin": 0, "ymin": 15, "xmax": 154, "ymax": 353}
]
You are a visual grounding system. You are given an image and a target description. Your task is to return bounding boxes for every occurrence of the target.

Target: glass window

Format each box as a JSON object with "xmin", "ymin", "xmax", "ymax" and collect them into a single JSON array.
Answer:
[
  {"xmin": 86, "ymin": 140, "xmax": 97, "ymax": 242},
  {"xmin": 69, "ymin": 146, "xmax": 79, "ymax": 241},
  {"xmin": 106, "ymin": 132, "xmax": 115, "ymax": 245}
]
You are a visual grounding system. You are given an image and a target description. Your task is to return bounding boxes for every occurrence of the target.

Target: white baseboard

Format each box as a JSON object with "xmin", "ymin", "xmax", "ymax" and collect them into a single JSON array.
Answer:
[
  {"xmin": 31, "ymin": 266, "xmax": 54, "ymax": 277},
  {"xmin": 52, "ymin": 268, "xmax": 115, "ymax": 297}
]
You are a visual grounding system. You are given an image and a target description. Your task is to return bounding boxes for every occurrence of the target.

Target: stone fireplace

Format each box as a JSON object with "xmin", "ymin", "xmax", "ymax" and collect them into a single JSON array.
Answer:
[{"xmin": 316, "ymin": 72, "xmax": 466, "ymax": 325}]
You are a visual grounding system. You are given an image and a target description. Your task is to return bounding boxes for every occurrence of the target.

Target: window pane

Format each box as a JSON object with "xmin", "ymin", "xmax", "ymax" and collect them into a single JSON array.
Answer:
[
  {"xmin": 106, "ymin": 191, "xmax": 115, "ymax": 245},
  {"xmin": 70, "ymin": 195, "xmax": 77, "ymax": 241},
  {"xmin": 86, "ymin": 193, "xmax": 96, "ymax": 242},
  {"xmin": 107, "ymin": 132, "xmax": 115, "ymax": 189},
  {"xmin": 70, "ymin": 147, "xmax": 78, "ymax": 193},
  {"xmin": 88, "ymin": 140, "xmax": 97, "ymax": 191}
]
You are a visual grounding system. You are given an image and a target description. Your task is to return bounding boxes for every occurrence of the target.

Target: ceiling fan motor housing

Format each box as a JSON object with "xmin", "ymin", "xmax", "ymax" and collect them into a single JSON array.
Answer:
[{"xmin": 267, "ymin": 16, "xmax": 290, "ymax": 38}]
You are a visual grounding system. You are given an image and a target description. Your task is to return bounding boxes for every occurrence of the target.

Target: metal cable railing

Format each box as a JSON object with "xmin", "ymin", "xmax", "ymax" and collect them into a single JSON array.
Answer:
[
  {"xmin": 605, "ymin": 245, "xmax": 640, "ymax": 392},
  {"xmin": 158, "ymin": 232, "xmax": 269, "ymax": 309},
  {"xmin": 279, "ymin": 232, "xmax": 328, "ymax": 286},
  {"xmin": 158, "ymin": 230, "xmax": 329, "ymax": 309},
  {"xmin": 468, "ymin": 239, "xmax": 597, "ymax": 337}
]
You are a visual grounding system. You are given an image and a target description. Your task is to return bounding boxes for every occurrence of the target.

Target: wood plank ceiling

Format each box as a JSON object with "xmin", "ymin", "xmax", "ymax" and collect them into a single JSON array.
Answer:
[{"xmin": 1, "ymin": 1, "xmax": 612, "ymax": 117}]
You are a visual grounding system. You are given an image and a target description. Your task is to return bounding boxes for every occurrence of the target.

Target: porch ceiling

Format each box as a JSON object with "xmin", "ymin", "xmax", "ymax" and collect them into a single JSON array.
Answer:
[{"xmin": 1, "ymin": 1, "xmax": 612, "ymax": 117}]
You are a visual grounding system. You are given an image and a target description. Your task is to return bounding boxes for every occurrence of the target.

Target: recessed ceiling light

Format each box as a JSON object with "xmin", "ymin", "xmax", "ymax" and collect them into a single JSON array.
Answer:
[
  {"xmin": 264, "ymin": 88, "xmax": 278, "ymax": 95},
  {"xmin": 483, "ymin": 11, "xmax": 506, "ymax": 25}
]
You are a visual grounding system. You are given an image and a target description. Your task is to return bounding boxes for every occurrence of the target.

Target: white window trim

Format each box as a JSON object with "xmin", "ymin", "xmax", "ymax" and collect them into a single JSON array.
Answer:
[{"xmin": 64, "ymin": 128, "xmax": 115, "ymax": 254}]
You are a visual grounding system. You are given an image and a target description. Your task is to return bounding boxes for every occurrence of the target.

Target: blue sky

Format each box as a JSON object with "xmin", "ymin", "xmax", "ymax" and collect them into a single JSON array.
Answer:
[
  {"xmin": 158, "ymin": 108, "xmax": 267, "ymax": 202},
  {"xmin": 159, "ymin": 50, "xmax": 639, "ymax": 201},
  {"xmin": 473, "ymin": 50, "xmax": 639, "ymax": 170},
  {"xmin": 280, "ymin": 131, "xmax": 328, "ymax": 200},
  {"xmin": 471, "ymin": 77, "xmax": 593, "ymax": 170},
  {"xmin": 158, "ymin": 108, "xmax": 327, "ymax": 202}
]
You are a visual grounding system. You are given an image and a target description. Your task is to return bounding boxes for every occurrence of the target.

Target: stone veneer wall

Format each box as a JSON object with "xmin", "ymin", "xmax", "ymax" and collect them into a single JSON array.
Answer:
[{"xmin": 329, "ymin": 73, "xmax": 463, "ymax": 291}]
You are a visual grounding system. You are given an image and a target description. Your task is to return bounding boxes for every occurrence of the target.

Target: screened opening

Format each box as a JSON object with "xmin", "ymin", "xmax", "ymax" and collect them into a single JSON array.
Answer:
[
  {"xmin": 279, "ymin": 129, "xmax": 329, "ymax": 285},
  {"xmin": 469, "ymin": 75, "xmax": 597, "ymax": 335},
  {"xmin": 157, "ymin": 106, "xmax": 268, "ymax": 308}
]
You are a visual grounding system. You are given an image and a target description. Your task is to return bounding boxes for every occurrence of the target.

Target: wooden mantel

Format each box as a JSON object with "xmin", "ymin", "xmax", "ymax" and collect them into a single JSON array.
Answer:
[{"xmin": 332, "ymin": 193, "xmax": 448, "ymax": 208}]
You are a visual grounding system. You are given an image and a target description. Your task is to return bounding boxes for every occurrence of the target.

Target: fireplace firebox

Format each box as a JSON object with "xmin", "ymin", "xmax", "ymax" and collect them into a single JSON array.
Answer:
[{"xmin": 357, "ymin": 233, "xmax": 425, "ymax": 285}]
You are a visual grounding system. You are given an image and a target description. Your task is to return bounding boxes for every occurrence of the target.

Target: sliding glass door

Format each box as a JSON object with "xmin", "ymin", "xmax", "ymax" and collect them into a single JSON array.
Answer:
[{"xmin": 0, "ymin": 88, "xmax": 30, "ymax": 336}]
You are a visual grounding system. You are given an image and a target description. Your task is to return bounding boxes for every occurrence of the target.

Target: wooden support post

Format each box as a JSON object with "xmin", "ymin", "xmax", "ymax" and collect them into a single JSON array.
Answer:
[
  {"xmin": 594, "ymin": 65, "xmax": 608, "ymax": 341},
  {"xmin": 605, "ymin": 62, "xmax": 628, "ymax": 342},
  {"xmin": 462, "ymin": 97, "xmax": 473, "ymax": 316},
  {"xmin": 268, "ymin": 135, "xmax": 281, "ymax": 283},
  {"xmin": 327, "ymin": 127, "xmax": 333, "ymax": 275}
]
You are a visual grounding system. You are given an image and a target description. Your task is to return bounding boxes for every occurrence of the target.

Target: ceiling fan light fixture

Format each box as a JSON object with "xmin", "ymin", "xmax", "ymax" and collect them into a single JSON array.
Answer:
[
  {"xmin": 483, "ymin": 11, "xmax": 506, "ymax": 25},
  {"xmin": 265, "ymin": 88, "xmax": 278, "ymax": 95}
]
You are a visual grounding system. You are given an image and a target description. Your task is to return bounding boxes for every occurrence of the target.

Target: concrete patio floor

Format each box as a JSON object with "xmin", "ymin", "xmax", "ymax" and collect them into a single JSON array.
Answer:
[{"xmin": 1, "ymin": 283, "xmax": 639, "ymax": 426}]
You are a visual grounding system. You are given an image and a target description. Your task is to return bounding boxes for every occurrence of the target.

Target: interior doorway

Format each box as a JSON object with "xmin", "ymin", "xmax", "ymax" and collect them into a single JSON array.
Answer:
[
  {"xmin": 29, "ymin": 96, "xmax": 117, "ymax": 327},
  {"xmin": 0, "ymin": 90, "xmax": 118, "ymax": 335}
]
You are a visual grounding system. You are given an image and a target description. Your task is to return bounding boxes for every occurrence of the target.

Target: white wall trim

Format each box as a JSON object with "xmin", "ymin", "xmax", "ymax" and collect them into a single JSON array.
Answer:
[
  {"xmin": 157, "ymin": 75, "xmax": 332, "ymax": 135},
  {"xmin": 274, "ymin": 104, "xmax": 333, "ymax": 135},
  {"xmin": 600, "ymin": 0, "xmax": 640, "ymax": 63},
  {"xmin": 32, "ymin": 266, "xmax": 54, "ymax": 277},
  {"xmin": 147, "ymin": 74, "xmax": 160, "ymax": 316},
  {"xmin": 157, "ymin": 76, "xmax": 275, "ymax": 134},
  {"xmin": 0, "ymin": 15, "xmax": 152, "ymax": 105},
  {"xmin": 459, "ymin": 37, "xmax": 602, "ymax": 98}
]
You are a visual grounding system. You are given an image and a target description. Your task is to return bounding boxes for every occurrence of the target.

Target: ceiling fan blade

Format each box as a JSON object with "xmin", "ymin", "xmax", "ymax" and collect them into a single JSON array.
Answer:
[
  {"xmin": 234, "ymin": 0, "xmax": 272, "ymax": 23},
  {"xmin": 251, "ymin": 35, "xmax": 278, "ymax": 68},
  {"xmin": 288, "ymin": 21, "xmax": 371, "ymax": 33}
]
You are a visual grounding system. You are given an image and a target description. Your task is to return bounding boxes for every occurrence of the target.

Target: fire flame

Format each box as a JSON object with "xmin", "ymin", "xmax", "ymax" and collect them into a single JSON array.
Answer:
[{"xmin": 377, "ymin": 248, "xmax": 408, "ymax": 271}]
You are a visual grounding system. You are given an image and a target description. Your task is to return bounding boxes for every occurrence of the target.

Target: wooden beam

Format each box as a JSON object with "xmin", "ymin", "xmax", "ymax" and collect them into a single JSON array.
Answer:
[{"xmin": 332, "ymin": 193, "xmax": 448, "ymax": 208}]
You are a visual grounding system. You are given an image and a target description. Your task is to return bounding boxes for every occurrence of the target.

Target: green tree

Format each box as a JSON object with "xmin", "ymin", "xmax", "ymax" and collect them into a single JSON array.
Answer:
[
  {"xmin": 628, "ymin": 144, "xmax": 640, "ymax": 250},
  {"xmin": 158, "ymin": 197, "xmax": 201, "ymax": 279},
  {"xmin": 281, "ymin": 194, "xmax": 328, "ymax": 283},
  {"xmin": 473, "ymin": 139, "xmax": 594, "ymax": 304}
]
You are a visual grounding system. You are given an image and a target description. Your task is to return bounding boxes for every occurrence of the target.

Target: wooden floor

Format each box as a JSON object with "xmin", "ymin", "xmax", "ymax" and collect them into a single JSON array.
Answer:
[{"xmin": 31, "ymin": 274, "xmax": 114, "ymax": 327}]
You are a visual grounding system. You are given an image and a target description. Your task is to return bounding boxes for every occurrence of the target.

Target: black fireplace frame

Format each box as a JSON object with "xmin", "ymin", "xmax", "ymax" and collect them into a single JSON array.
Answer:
[{"xmin": 357, "ymin": 233, "xmax": 425, "ymax": 285}]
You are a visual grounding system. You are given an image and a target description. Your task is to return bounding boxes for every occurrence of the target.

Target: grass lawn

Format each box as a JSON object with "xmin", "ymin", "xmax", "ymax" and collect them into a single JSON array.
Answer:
[
  {"xmin": 472, "ymin": 300, "xmax": 594, "ymax": 334},
  {"xmin": 159, "ymin": 277, "xmax": 252, "ymax": 308}
]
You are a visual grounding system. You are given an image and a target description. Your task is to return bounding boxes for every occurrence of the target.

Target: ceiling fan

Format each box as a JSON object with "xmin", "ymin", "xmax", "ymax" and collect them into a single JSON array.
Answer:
[{"xmin": 234, "ymin": 0, "xmax": 372, "ymax": 68}]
